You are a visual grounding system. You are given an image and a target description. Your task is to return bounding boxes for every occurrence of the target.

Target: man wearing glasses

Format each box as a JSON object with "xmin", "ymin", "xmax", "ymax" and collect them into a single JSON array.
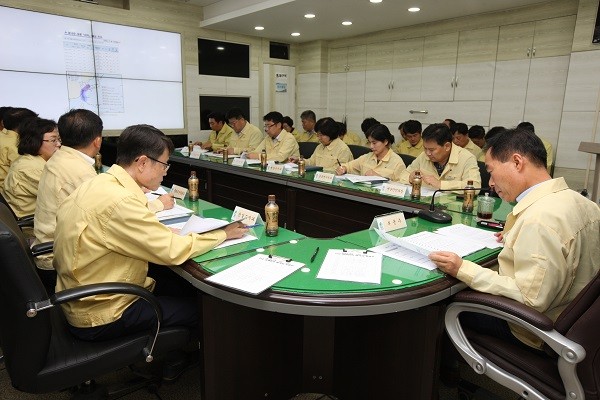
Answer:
[
  {"xmin": 222, "ymin": 107, "xmax": 263, "ymax": 155},
  {"xmin": 247, "ymin": 111, "xmax": 300, "ymax": 162}
]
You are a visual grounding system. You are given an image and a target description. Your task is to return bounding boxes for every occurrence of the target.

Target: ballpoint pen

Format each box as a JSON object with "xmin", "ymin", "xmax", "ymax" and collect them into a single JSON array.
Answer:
[
  {"xmin": 337, "ymin": 159, "xmax": 341, "ymax": 167},
  {"xmin": 310, "ymin": 247, "xmax": 320, "ymax": 263}
]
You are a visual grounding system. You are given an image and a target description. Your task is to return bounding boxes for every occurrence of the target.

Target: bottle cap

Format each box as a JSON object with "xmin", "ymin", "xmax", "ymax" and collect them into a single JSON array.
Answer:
[
  {"xmin": 268, "ymin": 194, "xmax": 275, "ymax": 201},
  {"xmin": 191, "ymin": 170, "xmax": 197, "ymax": 177}
]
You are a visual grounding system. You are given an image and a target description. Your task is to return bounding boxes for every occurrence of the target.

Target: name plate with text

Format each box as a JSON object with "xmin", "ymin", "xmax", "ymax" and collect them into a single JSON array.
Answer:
[
  {"xmin": 171, "ymin": 184, "xmax": 188, "ymax": 200},
  {"xmin": 314, "ymin": 171, "xmax": 335, "ymax": 184},
  {"xmin": 266, "ymin": 164, "xmax": 285, "ymax": 174},
  {"xmin": 189, "ymin": 150, "xmax": 203, "ymax": 159},
  {"xmin": 370, "ymin": 212, "xmax": 407, "ymax": 233},
  {"xmin": 232, "ymin": 206, "xmax": 263, "ymax": 226},
  {"xmin": 380, "ymin": 183, "xmax": 407, "ymax": 198},
  {"xmin": 231, "ymin": 158, "xmax": 246, "ymax": 167}
]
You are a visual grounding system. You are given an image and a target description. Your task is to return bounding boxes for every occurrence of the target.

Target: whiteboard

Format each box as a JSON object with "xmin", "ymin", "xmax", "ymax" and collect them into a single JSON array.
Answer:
[{"xmin": 0, "ymin": 6, "xmax": 184, "ymax": 130}]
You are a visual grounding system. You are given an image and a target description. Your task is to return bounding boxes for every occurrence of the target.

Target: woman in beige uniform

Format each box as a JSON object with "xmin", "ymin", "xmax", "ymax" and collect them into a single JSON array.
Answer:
[
  {"xmin": 290, "ymin": 117, "xmax": 353, "ymax": 170},
  {"xmin": 335, "ymin": 124, "xmax": 406, "ymax": 180}
]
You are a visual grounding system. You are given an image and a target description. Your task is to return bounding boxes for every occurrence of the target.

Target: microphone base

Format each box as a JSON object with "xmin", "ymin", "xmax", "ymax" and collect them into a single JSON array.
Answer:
[{"xmin": 417, "ymin": 210, "xmax": 453, "ymax": 224}]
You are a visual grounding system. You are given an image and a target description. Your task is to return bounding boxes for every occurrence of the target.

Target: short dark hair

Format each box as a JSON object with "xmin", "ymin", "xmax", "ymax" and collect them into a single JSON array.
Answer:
[
  {"xmin": 366, "ymin": 124, "xmax": 395, "ymax": 145},
  {"xmin": 263, "ymin": 111, "xmax": 284, "ymax": 124},
  {"xmin": 283, "ymin": 116, "xmax": 294, "ymax": 127},
  {"xmin": 225, "ymin": 107, "xmax": 246, "ymax": 121},
  {"xmin": 452, "ymin": 122, "xmax": 468, "ymax": 135},
  {"xmin": 300, "ymin": 110, "xmax": 316, "ymax": 122},
  {"xmin": 361, "ymin": 117, "xmax": 380, "ymax": 135},
  {"xmin": 485, "ymin": 126, "xmax": 505, "ymax": 141},
  {"xmin": 403, "ymin": 120, "xmax": 422, "ymax": 135},
  {"xmin": 116, "ymin": 124, "xmax": 174, "ymax": 166},
  {"xmin": 315, "ymin": 117, "xmax": 340, "ymax": 140},
  {"xmin": 3, "ymin": 108, "xmax": 38, "ymax": 131},
  {"xmin": 516, "ymin": 121, "xmax": 535, "ymax": 134},
  {"xmin": 336, "ymin": 121, "xmax": 347, "ymax": 135},
  {"xmin": 422, "ymin": 123, "xmax": 453, "ymax": 146},
  {"xmin": 0, "ymin": 106, "xmax": 13, "ymax": 124},
  {"xmin": 207, "ymin": 111, "xmax": 226, "ymax": 123},
  {"xmin": 398, "ymin": 122, "xmax": 404, "ymax": 131},
  {"xmin": 468, "ymin": 125, "xmax": 485, "ymax": 139},
  {"xmin": 57, "ymin": 109, "xmax": 103, "ymax": 148},
  {"xmin": 17, "ymin": 117, "xmax": 57, "ymax": 156},
  {"xmin": 485, "ymin": 127, "xmax": 546, "ymax": 169}
]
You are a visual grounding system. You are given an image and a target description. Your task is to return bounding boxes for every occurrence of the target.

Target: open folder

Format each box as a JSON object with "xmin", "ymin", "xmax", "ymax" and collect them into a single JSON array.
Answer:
[{"xmin": 179, "ymin": 215, "xmax": 241, "ymax": 235}]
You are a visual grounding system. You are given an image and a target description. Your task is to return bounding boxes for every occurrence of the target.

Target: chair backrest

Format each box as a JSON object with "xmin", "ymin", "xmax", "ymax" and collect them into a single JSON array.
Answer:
[
  {"xmin": 0, "ymin": 191, "xmax": 18, "ymax": 220},
  {"xmin": 298, "ymin": 141, "xmax": 319, "ymax": 159},
  {"xmin": 399, "ymin": 153, "xmax": 416, "ymax": 167},
  {"xmin": 554, "ymin": 270, "xmax": 600, "ymax": 398},
  {"xmin": 348, "ymin": 144, "xmax": 371, "ymax": 159},
  {"xmin": 477, "ymin": 161, "xmax": 491, "ymax": 195},
  {"xmin": 0, "ymin": 203, "xmax": 53, "ymax": 388}
]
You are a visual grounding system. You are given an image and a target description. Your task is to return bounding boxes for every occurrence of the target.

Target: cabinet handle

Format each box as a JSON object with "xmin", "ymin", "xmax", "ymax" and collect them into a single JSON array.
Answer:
[
  {"xmin": 450, "ymin": 77, "xmax": 454, "ymax": 88},
  {"xmin": 409, "ymin": 110, "xmax": 429, "ymax": 114},
  {"xmin": 455, "ymin": 76, "xmax": 459, "ymax": 87},
  {"xmin": 391, "ymin": 81, "xmax": 394, "ymax": 90},
  {"xmin": 527, "ymin": 48, "xmax": 531, "ymax": 57},
  {"xmin": 532, "ymin": 47, "xmax": 536, "ymax": 57}
]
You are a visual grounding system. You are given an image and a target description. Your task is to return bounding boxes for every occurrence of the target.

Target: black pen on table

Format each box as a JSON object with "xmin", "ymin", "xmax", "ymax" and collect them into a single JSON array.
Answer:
[{"xmin": 310, "ymin": 247, "xmax": 320, "ymax": 263}]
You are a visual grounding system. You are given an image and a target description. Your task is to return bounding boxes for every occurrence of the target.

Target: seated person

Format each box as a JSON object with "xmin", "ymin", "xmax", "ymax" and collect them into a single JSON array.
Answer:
[
  {"xmin": 468, "ymin": 124, "xmax": 486, "ymax": 149},
  {"xmin": 337, "ymin": 121, "xmax": 364, "ymax": 146},
  {"xmin": 296, "ymin": 110, "xmax": 319, "ymax": 143},
  {"xmin": 393, "ymin": 120, "xmax": 424, "ymax": 157},
  {"xmin": 247, "ymin": 111, "xmax": 299, "ymax": 162},
  {"xmin": 289, "ymin": 117, "xmax": 353, "ymax": 170},
  {"xmin": 1, "ymin": 117, "xmax": 60, "ymax": 219},
  {"xmin": 335, "ymin": 124, "xmax": 406, "ymax": 181},
  {"xmin": 398, "ymin": 123, "xmax": 481, "ymax": 190},
  {"xmin": 53, "ymin": 124, "xmax": 248, "ymax": 342},
  {"xmin": 517, "ymin": 121, "xmax": 553, "ymax": 174},
  {"xmin": 223, "ymin": 107, "xmax": 263, "ymax": 155},
  {"xmin": 452, "ymin": 122, "xmax": 482, "ymax": 157},
  {"xmin": 198, "ymin": 111, "xmax": 234, "ymax": 151},
  {"xmin": 0, "ymin": 107, "xmax": 38, "ymax": 186},
  {"xmin": 283, "ymin": 116, "xmax": 299, "ymax": 140},
  {"xmin": 430, "ymin": 127, "xmax": 600, "ymax": 349},
  {"xmin": 360, "ymin": 117, "xmax": 380, "ymax": 147}
]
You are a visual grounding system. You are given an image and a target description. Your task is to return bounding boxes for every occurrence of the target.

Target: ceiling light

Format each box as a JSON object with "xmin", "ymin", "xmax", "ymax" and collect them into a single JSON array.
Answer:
[
  {"xmin": 216, "ymin": 46, "xmax": 225, "ymax": 51},
  {"xmin": 342, "ymin": 21, "xmax": 352, "ymax": 26},
  {"xmin": 304, "ymin": 13, "xmax": 315, "ymax": 18},
  {"xmin": 291, "ymin": 32, "xmax": 300, "ymax": 37},
  {"xmin": 408, "ymin": 7, "xmax": 420, "ymax": 12},
  {"xmin": 370, "ymin": 0, "xmax": 383, "ymax": 3},
  {"xmin": 255, "ymin": 26, "xmax": 265, "ymax": 30}
]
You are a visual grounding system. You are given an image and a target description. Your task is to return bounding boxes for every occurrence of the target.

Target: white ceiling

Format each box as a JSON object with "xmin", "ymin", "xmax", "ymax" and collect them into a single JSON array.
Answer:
[{"xmin": 178, "ymin": 0, "xmax": 551, "ymax": 43}]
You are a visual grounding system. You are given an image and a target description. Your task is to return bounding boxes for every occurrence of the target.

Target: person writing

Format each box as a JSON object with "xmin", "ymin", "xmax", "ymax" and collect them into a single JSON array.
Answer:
[
  {"xmin": 429, "ymin": 128, "xmax": 600, "ymax": 349},
  {"xmin": 289, "ymin": 117, "xmax": 353, "ymax": 170},
  {"xmin": 398, "ymin": 123, "xmax": 481, "ymax": 190},
  {"xmin": 335, "ymin": 124, "xmax": 406, "ymax": 180}
]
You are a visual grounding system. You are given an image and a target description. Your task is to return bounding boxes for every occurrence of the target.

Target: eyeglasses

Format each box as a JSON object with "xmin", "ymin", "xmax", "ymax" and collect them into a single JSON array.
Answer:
[
  {"xmin": 42, "ymin": 138, "xmax": 61, "ymax": 144},
  {"xmin": 263, "ymin": 123, "xmax": 276, "ymax": 130},
  {"xmin": 147, "ymin": 156, "xmax": 170, "ymax": 171},
  {"xmin": 227, "ymin": 119, "xmax": 239, "ymax": 128}
]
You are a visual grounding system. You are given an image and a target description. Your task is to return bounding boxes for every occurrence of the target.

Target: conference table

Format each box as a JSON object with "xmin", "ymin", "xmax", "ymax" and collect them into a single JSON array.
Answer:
[{"xmin": 163, "ymin": 157, "xmax": 512, "ymax": 400}]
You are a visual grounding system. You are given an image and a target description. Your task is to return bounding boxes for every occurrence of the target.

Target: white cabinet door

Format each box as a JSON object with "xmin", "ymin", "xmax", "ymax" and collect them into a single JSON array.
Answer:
[
  {"xmin": 421, "ymin": 64, "xmax": 457, "ymax": 101},
  {"xmin": 345, "ymin": 71, "xmax": 366, "ymax": 133},
  {"xmin": 365, "ymin": 69, "xmax": 393, "ymax": 101},
  {"xmin": 454, "ymin": 61, "xmax": 496, "ymax": 101},
  {"xmin": 328, "ymin": 73, "xmax": 347, "ymax": 122},
  {"xmin": 391, "ymin": 67, "xmax": 422, "ymax": 102},
  {"xmin": 490, "ymin": 59, "xmax": 530, "ymax": 127}
]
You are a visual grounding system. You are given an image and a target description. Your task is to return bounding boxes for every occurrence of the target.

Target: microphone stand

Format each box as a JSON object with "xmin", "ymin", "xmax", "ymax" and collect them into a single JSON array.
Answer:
[{"xmin": 417, "ymin": 187, "xmax": 490, "ymax": 224}]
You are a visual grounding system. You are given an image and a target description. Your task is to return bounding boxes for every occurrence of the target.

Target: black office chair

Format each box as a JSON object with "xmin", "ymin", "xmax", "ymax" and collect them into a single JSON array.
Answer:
[
  {"xmin": 298, "ymin": 141, "xmax": 319, "ymax": 159},
  {"xmin": 0, "ymin": 202, "xmax": 193, "ymax": 397},
  {"xmin": 348, "ymin": 144, "xmax": 371, "ymax": 159},
  {"xmin": 444, "ymin": 271, "xmax": 600, "ymax": 400},
  {"xmin": 477, "ymin": 161, "xmax": 495, "ymax": 196},
  {"xmin": 0, "ymin": 191, "xmax": 33, "ymax": 228},
  {"xmin": 399, "ymin": 153, "xmax": 416, "ymax": 167}
]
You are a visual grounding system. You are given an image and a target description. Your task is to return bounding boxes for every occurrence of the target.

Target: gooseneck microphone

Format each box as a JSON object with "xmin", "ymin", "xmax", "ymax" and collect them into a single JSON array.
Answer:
[{"xmin": 416, "ymin": 187, "xmax": 490, "ymax": 224}]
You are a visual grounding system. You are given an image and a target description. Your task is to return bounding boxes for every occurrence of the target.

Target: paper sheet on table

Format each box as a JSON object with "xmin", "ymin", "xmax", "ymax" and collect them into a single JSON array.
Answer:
[
  {"xmin": 214, "ymin": 234, "xmax": 257, "ymax": 249},
  {"xmin": 206, "ymin": 254, "xmax": 304, "ymax": 295},
  {"xmin": 283, "ymin": 162, "xmax": 298, "ymax": 170},
  {"xmin": 435, "ymin": 223, "xmax": 503, "ymax": 249},
  {"xmin": 205, "ymin": 151, "xmax": 238, "ymax": 158},
  {"xmin": 369, "ymin": 241, "xmax": 437, "ymax": 270},
  {"xmin": 244, "ymin": 159, "xmax": 261, "ymax": 165},
  {"xmin": 343, "ymin": 174, "xmax": 388, "ymax": 184},
  {"xmin": 179, "ymin": 215, "xmax": 236, "ymax": 235},
  {"xmin": 376, "ymin": 229, "xmax": 484, "ymax": 258},
  {"xmin": 316, "ymin": 249, "xmax": 382, "ymax": 284},
  {"xmin": 155, "ymin": 204, "xmax": 195, "ymax": 221}
]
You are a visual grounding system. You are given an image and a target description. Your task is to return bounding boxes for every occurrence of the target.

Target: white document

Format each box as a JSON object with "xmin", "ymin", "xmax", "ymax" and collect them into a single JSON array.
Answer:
[
  {"xmin": 206, "ymin": 254, "xmax": 304, "ymax": 295},
  {"xmin": 283, "ymin": 162, "xmax": 298, "ymax": 170},
  {"xmin": 244, "ymin": 159, "xmax": 262, "ymax": 165},
  {"xmin": 214, "ymin": 234, "xmax": 257, "ymax": 249},
  {"xmin": 369, "ymin": 241, "xmax": 437, "ymax": 270},
  {"xmin": 435, "ymin": 223, "xmax": 503, "ymax": 249},
  {"xmin": 179, "ymin": 215, "xmax": 235, "ymax": 235},
  {"xmin": 205, "ymin": 151, "xmax": 238, "ymax": 158},
  {"xmin": 316, "ymin": 249, "xmax": 382, "ymax": 284},
  {"xmin": 155, "ymin": 204, "xmax": 194, "ymax": 221},
  {"xmin": 376, "ymin": 229, "xmax": 485, "ymax": 258},
  {"xmin": 344, "ymin": 174, "xmax": 388, "ymax": 184}
]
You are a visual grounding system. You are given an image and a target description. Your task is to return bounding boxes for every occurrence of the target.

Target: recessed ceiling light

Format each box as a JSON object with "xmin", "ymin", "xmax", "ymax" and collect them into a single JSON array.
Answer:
[
  {"xmin": 216, "ymin": 46, "xmax": 225, "ymax": 51},
  {"xmin": 304, "ymin": 13, "xmax": 315, "ymax": 18},
  {"xmin": 255, "ymin": 26, "xmax": 265, "ymax": 30},
  {"xmin": 370, "ymin": 0, "xmax": 383, "ymax": 3},
  {"xmin": 408, "ymin": 7, "xmax": 420, "ymax": 12},
  {"xmin": 291, "ymin": 32, "xmax": 300, "ymax": 37},
  {"xmin": 342, "ymin": 21, "xmax": 352, "ymax": 26}
]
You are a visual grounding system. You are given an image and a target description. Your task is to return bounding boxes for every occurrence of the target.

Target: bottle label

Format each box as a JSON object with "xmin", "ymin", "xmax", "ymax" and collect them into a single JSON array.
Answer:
[{"xmin": 189, "ymin": 179, "xmax": 199, "ymax": 201}]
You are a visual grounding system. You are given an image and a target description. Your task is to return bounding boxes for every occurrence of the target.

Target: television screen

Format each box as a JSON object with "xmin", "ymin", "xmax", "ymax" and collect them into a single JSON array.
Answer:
[
  {"xmin": 594, "ymin": 3, "xmax": 600, "ymax": 44},
  {"xmin": 198, "ymin": 39, "xmax": 250, "ymax": 78},
  {"xmin": 200, "ymin": 96, "xmax": 250, "ymax": 130}
]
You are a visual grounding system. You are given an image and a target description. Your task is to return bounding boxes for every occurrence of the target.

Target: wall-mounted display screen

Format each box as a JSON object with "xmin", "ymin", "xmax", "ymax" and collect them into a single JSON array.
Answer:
[
  {"xmin": 0, "ymin": 6, "xmax": 184, "ymax": 130},
  {"xmin": 198, "ymin": 39, "xmax": 250, "ymax": 78}
]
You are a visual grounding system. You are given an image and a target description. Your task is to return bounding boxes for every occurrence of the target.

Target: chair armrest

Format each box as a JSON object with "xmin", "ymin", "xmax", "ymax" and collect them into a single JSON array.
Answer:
[
  {"xmin": 28, "ymin": 282, "xmax": 164, "ymax": 363},
  {"xmin": 453, "ymin": 290, "xmax": 553, "ymax": 331},
  {"xmin": 30, "ymin": 241, "xmax": 53, "ymax": 257},
  {"xmin": 17, "ymin": 215, "xmax": 34, "ymax": 228}
]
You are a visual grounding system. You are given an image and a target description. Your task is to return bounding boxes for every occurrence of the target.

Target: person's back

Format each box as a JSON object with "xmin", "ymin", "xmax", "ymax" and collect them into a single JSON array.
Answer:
[{"xmin": 0, "ymin": 108, "xmax": 38, "ymax": 186}]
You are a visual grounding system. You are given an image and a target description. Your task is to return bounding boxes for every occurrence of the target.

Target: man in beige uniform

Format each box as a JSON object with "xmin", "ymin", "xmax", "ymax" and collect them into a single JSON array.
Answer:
[
  {"xmin": 393, "ymin": 120, "xmax": 424, "ymax": 157},
  {"xmin": 452, "ymin": 122, "xmax": 482, "ymax": 158},
  {"xmin": 296, "ymin": 110, "xmax": 319, "ymax": 143},
  {"xmin": 223, "ymin": 107, "xmax": 263, "ymax": 155},
  {"xmin": 199, "ymin": 111, "xmax": 234, "ymax": 151},
  {"xmin": 0, "ymin": 107, "xmax": 38, "ymax": 186},
  {"xmin": 248, "ymin": 111, "xmax": 300, "ymax": 162}
]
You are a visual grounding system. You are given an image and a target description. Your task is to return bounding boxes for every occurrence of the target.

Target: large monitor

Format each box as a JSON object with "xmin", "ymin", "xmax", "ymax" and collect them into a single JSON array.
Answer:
[
  {"xmin": 198, "ymin": 39, "xmax": 250, "ymax": 78},
  {"xmin": 0, "ymin": 6, "xmax": 184, "ymax": 130}
]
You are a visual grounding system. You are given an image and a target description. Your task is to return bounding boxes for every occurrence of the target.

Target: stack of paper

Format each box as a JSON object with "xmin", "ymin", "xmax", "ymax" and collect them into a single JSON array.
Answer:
[
  {"xmin": 316, "ymin": 249, "xmax": 383, "ymax": 284},
  {"xmin": 155, "ymin": 204, "xmax": 195, "ymax": 221},
  {"xmin": 344, "ymin": 174, "xmax": 388, "ymax": 184}
]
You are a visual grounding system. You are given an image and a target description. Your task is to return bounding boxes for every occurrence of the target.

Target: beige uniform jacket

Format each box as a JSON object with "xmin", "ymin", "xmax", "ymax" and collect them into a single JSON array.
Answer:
[
  {"xmin": 306, "ymin": 138, "xmax": 353, "ymax": 169},
  {"xmin": 394, "ymin": 138, "xmax": 424, "ymax": 158},
  {"xmin": 254, "ymin": 130, "xmax": 300, "ymax": 162},
  {"xmin": 342, "ymin": 149, "xmax": 406, "ymax": 181},
  {"xmin": 208, "ymin": 124, "xmax": 235, "ymax": 151},
  {"xmin": 296, "ymin": 130, "xmax": 319, "ymax": 143},
  {"xmin": 1, "ymin": 154, "xmax": 45, "ymax": 218},
  {"xmin": 463, "ymin": 139, "xmax": 482, "ymax": 158},
  {"xmin": 0, "ymin": 129, "xmax": 19, "ymax": 187},
  {"xmin": 54, "ymin": 164, "xmax": 226, "ymax": 328},
  {"xmin": 230, "ymin": 122, "xmax": 263, "ymax": 154},
  {"xmin": 341, "ymin": 131, "xmax": 364, "ymax": 146}
]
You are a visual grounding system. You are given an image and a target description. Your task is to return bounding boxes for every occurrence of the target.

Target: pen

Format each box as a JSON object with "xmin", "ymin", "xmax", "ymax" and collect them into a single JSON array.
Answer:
[
  {"xmin": 337, "ymin": 159, "xmax": 341, "ymax": 167},
  {"xmin": 245, "ymin": 223, "xmax": 262, "ymax": 228},
  {"xmin": 310, "ymin": 246, "xmax": 320, "ymax": 263},
  {"xmin": 151, "ymin": 192, "xmax": 170, "ymax": 196}
]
